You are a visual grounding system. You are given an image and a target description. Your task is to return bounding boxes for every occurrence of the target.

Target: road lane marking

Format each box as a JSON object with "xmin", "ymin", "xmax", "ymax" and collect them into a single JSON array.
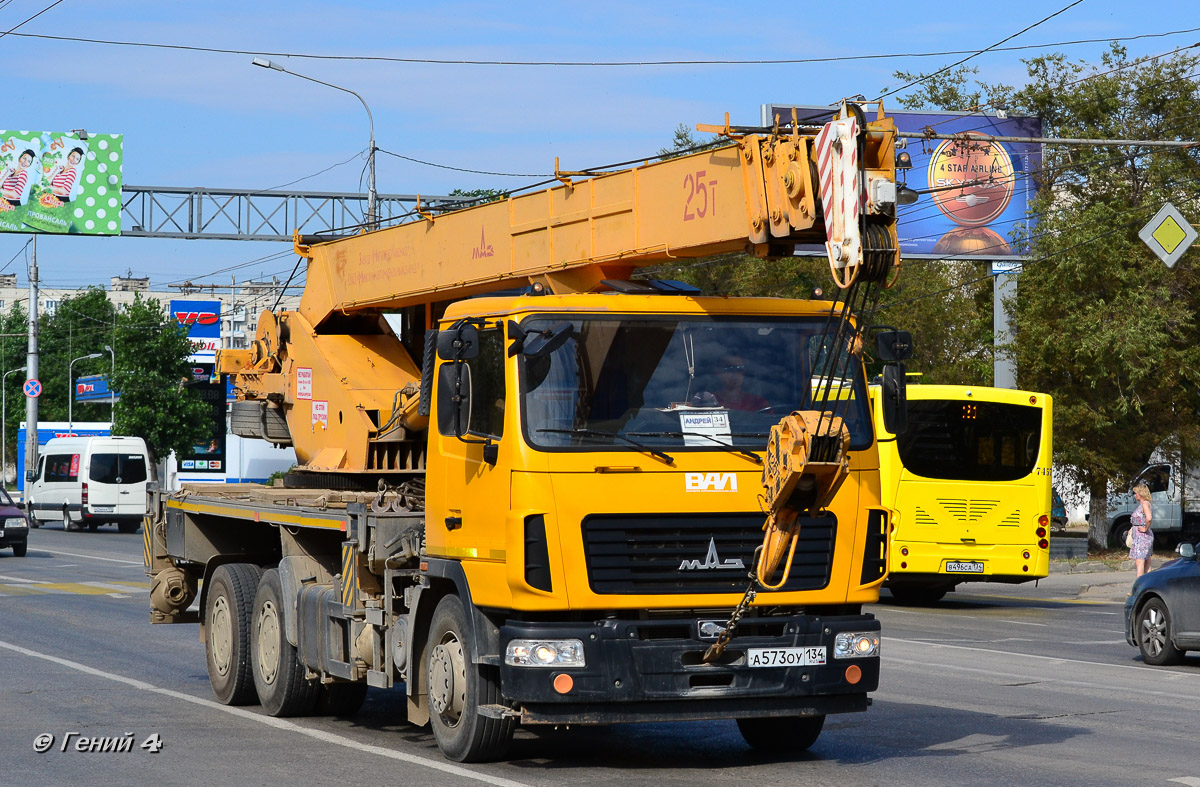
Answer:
[
  {"xmin": 0, "ymin": 639, "xmax": 531, "ymax": 787},
  {"xmin": 30, "ymin": 548, "xmax": 143, "ymax": 565},
  {"xmin": 993, "ymin": 618, "xmax": 1049, "ymax": 627},
  {"xmin": 0, "ymin": 579, "xmax": 151, "ymax": 597},
  {"xmin": 31, "ymin": 547, "xmax": 142, "ymax": 566},
  {"xmin": 888, "ymin": 638, "xmax": 1200, "ymax": 687}
]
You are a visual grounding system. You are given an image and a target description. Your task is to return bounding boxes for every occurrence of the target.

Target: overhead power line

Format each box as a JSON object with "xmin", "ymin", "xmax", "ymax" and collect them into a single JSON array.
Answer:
[
  {"xmin": 6, "ymin": 25, "xmax": 1200, "ymax": 67},
  {"xmin": 876, "ymin": 0, "xmax": 1087, "ymax": 101}
]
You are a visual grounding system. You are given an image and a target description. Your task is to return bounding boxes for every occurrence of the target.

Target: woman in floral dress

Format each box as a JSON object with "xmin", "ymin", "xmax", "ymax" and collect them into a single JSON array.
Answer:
[{"xmin": 1129, "ymin": 482, "xmax": 1154, "ymax": 578}]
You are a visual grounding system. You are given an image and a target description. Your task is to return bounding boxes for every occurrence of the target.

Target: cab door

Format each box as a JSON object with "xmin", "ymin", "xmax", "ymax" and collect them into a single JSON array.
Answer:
[
  {"xmin": 1140, "ymin": 464, "xmax": 1180, "ymax": 532},
  {"xmin": 426, "ymin": 327, "xmax": 511, "ymax": 572}
]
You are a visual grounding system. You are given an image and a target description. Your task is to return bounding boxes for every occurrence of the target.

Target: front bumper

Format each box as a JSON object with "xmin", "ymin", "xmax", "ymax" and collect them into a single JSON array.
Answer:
[
  {"xmin": 0, "ymin": 524, "xmax": 28, "ymax": 546},
  {"xmin": 499, "ymin": 612, "xmax": 879, "ymax": 725}
]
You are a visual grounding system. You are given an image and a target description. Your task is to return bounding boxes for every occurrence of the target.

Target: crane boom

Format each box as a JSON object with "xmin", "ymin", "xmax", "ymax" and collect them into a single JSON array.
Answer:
[{"xmin": 297, "ymin": 109, "xmax": 898, "ymax": 329}]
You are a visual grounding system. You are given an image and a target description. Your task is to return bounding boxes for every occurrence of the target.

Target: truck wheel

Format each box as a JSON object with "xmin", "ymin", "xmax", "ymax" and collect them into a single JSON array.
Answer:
[
  {"xmin": 1136, "ymin": 598, "xmax": 1184, "ymax": 666},
  {"xmin": 734, "ymin": 715, "xmax": 820, "ymax": 748},
  {"xmin": 737, "ymin": 714, "xmax": 825, "ymax": 752},
  {"xmin": 28, "ymin": 508, "xmax": 40, "ymax": 529},
  {"xmin": 426, "ymin": 595, "xmax": 514, "ymax": 762},
  {"xmin": 252, "ymin": 568, "xmax": 319, "ymax": 717},
  {"xmin": 317, "ymin": 682, "xmax": 368, "ymax": 717},
  {"xmin": 205, "ymin": 563, "xmax": 263, "ymax": 705},
  {"xmin": 12, "ymin": 541, "xmax": 27, "ymax": 557},
  {"xmin": 118, "ymin": 521, "xmax": 140, "ymax": 534},
  {"xmin": 1109, "ymin": 518, "xmax": 1132, "ymax": 550}
]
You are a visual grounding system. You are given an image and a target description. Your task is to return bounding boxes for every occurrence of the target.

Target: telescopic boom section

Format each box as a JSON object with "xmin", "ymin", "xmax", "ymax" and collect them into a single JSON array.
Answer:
[{"xmin": 297, "ymin": 108, "xmax": 899, "ymax": 329}]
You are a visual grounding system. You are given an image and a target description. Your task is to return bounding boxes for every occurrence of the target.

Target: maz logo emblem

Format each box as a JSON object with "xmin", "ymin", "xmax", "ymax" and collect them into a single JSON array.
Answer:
[{"xmin": 678, "ymin": 537, "xmax": 745, "ymax": 571}]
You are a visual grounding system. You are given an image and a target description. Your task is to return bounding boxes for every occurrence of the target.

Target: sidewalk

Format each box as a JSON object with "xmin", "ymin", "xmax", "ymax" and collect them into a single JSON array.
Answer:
[
  {"xmin": 953, "ymin": 560, "xmax": 1139, "ymax": 603},
  {"xmin": 1043, "ymin": 562, "xmax": 1137, "ymax": 602}
]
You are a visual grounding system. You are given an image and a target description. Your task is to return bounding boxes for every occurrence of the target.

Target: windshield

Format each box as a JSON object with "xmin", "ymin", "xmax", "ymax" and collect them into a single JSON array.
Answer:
[
  {"xmin": 896, "ymin": 399, "xmax": 1043, "ymax": 481},
  {"xmin": 520, "ymin": 315, "xmax": 873, "ymax": 452}
]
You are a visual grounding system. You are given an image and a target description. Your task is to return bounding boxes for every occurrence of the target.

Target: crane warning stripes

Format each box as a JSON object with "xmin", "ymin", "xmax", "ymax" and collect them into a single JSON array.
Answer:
[{"xmin": 813, "ymin": 116, "xmax": 862, "ymax": 275}]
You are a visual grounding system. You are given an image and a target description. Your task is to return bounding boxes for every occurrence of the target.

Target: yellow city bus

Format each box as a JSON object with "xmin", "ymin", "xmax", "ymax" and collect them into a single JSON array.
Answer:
[{"xmin": 872, "ymin": 384, "xmax": 1053, "ymax": 603}]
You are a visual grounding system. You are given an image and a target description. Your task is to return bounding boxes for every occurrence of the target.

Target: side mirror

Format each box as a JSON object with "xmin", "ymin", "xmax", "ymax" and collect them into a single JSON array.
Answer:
[
  {"xmin": 1178, "ymin": 542, "xmax": 1196, "ymax": 560},
  {"xmin": 875, "ymin": 329, "xmax": 913, "ymax": 362},
  {"xmin": 436, "ymin": 361, "xmax": 473, "ymax": 437},
  {"xmin": 881, "ymin": 363, "xmax": 908, "ymax": 435},
  {"xmin": 436, "ymin": 322, "xmax": 480, "ymax": 361}
]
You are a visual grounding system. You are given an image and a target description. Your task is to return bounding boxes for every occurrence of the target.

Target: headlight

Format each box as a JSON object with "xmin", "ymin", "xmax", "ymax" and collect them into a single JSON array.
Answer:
[
  {"xmin": 834, "ymin": 631, "xmax": 880, "ymax": 659},
  {"xmin": 4, "ymin": 517, "xmax": 27, "ymax": 529},
  {"xmin": 505, "ymin": 639, "xmax": 586, "ymax": 668}
]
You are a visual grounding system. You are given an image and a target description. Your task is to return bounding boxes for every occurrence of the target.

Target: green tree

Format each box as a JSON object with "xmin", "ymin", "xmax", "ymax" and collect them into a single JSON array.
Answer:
[
  {"xmin": 657, "ymin": 123, "xmax": 723, "ymax": 160},
  {"xmin": 109, "ymin": 294, "xmax": 211, "ymax": 463},
  {"xmin": 448, "ymin": 187, "xmax": 506, "ymax": 206},
  {"xmin": 37, "ymin": 288, "xmax": 117, "ymax": 426},
  {"xmin": 1002, "ymin": 45, "xmax": 1200, "ymax": 547}
]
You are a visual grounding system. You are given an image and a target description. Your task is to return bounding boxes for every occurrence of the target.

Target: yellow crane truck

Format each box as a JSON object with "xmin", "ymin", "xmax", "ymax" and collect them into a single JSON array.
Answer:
[{"xmin": 145, "ymin": 103, "xmax": 910, "ymax": 762}]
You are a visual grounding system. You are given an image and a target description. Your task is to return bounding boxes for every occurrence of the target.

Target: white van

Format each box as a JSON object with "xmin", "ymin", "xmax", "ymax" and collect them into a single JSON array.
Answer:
[{"xmin": 27, "ymin": 436, "xmax": 150, "ymax": 533}]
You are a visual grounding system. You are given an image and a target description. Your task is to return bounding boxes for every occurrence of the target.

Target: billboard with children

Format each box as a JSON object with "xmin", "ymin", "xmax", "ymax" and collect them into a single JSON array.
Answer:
[{"xmin": 0, "ymin": 130, "xmax": 123, "ymax": 236}]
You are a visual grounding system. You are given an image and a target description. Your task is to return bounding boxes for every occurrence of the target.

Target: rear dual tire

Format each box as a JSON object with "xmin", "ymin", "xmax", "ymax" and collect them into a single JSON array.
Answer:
[{"xmin": 205, "ymin": 563, "xmax": 264, "ymax": 705}]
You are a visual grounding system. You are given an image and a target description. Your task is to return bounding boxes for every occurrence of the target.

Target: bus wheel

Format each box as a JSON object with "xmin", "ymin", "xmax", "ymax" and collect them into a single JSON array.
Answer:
[
  {"xmin": 888, "ymin": 585, "xmax": 948, "ymax": 604},
  {"xmin": 205, "ymin": 563, "xmax": 263, "ymax": 705},
  {"xmin": 252, "ymin": 569, "xmax": 319, "ymax": 716},
  {"xmin": 427, "ymin": 595, "xmax": 514, "ymax": 762},
  {"xmin": 737, "ymin": 715, "xmax": 825, "ymax": 752}
]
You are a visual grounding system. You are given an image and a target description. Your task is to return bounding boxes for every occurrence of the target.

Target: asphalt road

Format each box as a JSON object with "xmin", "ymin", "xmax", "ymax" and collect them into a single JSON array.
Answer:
[{"xmin": 2, "ymin": 526, "xmax": 1198, "ymax": 787}]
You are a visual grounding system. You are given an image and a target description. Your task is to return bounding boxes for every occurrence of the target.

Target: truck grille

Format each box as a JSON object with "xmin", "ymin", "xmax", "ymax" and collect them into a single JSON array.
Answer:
[{"xmin": 581, "ymin": 513, "xmax": 836, "ymax": 595}]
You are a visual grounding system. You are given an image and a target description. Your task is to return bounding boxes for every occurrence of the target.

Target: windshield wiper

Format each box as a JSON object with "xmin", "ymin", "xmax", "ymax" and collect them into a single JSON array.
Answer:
[
  {"xmin": 627, "ymin": 431, "xmax": 763, "ymax": 464},
  {"xmin": 536, "ymin": 428, "xmax": 674, "ymax": 465}
]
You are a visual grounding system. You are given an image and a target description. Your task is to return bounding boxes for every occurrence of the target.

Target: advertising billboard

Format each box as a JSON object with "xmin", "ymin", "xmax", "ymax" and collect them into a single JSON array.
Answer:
[
  {"xmin": 0, "ymin": 130, "xmax": 123, "ymax": 236},
  {"xmin": 760, "ymin": 106, "xmax": 1041, "ymax": 259},
  {"xmin": 170, "ymin": 299, "xmax": 222, "ymax": 362}
]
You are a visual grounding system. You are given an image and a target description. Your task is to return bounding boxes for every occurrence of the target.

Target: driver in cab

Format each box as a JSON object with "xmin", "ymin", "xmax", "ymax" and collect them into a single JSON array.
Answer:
[{"xmin": 713, "ymin": 353, "xmax": 768, "ymax": 412}]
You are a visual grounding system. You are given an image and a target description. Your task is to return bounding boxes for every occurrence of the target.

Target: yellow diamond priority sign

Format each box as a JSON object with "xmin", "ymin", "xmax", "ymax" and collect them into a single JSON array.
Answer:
[{"xmin": 1139, "ymin": 202, "xmax": 1197, "ymax": 268}]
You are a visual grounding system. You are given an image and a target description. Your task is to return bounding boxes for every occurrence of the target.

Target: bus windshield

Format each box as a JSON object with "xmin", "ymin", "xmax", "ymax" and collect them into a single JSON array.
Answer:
[
  {"xmin": 897, "ymin": 399, "xmax": 1043, "ymax": 482},
  {"xmin": 520, "ymin": 315, "xmax": 873, "ymax": 452}
]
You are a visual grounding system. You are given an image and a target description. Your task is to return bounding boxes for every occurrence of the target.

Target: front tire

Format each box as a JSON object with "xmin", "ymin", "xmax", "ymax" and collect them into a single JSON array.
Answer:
[
  {"xmin": 426, "ymin": 595, "xmax": 514, "ymax": 762},
  {"xmin": 1137, "ymin": 598, "xmax": 1184, "ymax": 666},
  {"xmin": 11, "ymin": 541, "xmax": 27, "ymax": 557},
  {"xmin": 252, "ymin": 568, "xmax": 319, "ymax": 716},
  {"xmin": 205, "ymin": 563, "xmax": 263, "ymax": 705},
  {"xmin": 736, "ymin": 715, "xmax": 825, "ymax": 752}
]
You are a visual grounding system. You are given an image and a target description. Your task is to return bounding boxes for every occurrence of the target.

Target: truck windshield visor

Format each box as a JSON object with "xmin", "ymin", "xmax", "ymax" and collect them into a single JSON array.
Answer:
[{"xmin": 519, "ymin": 315, "xmax": 872, "ymax": 452}]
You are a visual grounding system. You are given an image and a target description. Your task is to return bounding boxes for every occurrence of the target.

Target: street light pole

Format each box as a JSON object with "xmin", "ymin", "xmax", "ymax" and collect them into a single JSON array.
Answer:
[
  {"xmin": 3, "ymin": 365, "xmax": 27, "ymax": 490},
  {"xmin": 103, "ymin": 344, "xmax": 115, "ymax": 422},
  {"xmin": 251, "ymin": 57, "xmax": 377, "ymax": 229},
  {"xmin": 68, "ymin": 353, "xmax": 102, "ymax": 431}
]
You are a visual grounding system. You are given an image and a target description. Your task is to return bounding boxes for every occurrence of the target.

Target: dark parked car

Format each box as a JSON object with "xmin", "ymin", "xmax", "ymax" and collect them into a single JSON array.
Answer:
[
  {"xmin": 1125, "ymin": 543, "xmax": 1200, "ymax": 665},
  {"xmin": 0, "ymin": 487, "xmax": 29, "ymax": 557}
]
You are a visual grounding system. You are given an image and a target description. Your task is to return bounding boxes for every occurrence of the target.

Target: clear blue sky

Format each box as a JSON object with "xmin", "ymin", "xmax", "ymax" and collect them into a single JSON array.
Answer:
[{"xmin": 1, "ymin": 0, "xmax": 1195, "ymax": 291}]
